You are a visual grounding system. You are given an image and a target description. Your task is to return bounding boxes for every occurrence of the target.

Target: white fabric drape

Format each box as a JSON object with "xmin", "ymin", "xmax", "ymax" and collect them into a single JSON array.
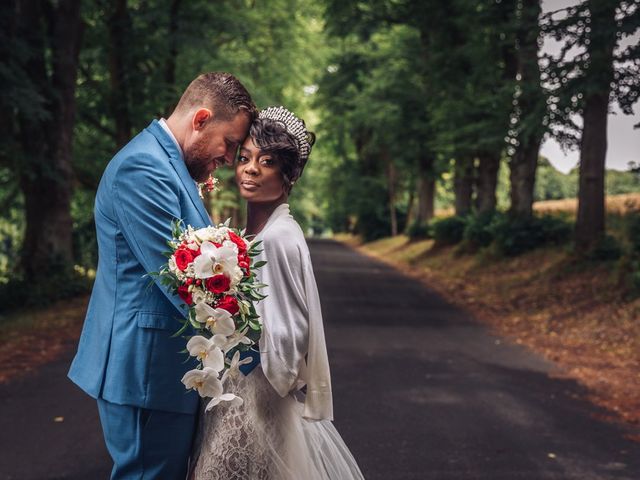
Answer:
[{"xmin": 254, "ymin": 203, "xmax": 333, "ymax": 421}]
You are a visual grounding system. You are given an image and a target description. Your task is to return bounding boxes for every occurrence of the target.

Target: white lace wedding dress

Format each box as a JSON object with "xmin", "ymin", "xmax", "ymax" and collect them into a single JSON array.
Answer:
[
  {"xmin": 189, "ymin": 367, "xmax": 363, "ymax": 479},
  {"xmin": 189, "ymin": 204, "xmax": 364, "ymax": 480}
]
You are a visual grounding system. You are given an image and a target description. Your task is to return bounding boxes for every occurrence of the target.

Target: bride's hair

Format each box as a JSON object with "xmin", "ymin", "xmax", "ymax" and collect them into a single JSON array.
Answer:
[{"xmin": 249, "ymin": 108, "xmax": 316, "ymax": 193}]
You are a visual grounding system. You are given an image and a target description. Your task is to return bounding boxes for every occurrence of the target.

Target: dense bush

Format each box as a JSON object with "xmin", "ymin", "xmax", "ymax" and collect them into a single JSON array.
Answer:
[
  {"xmin": 489, "ymin": 213, "xmax": 572, "ymax": 256},
  {"xmin": 432, "ymin": 216, "xmax": 467, "ymax": 246},
  {"xmin": 586, "ymin": 234, "xmax": 623, "ymax": 261},
  {"xmin": 624, "ymin": 211, "xmax": 640, "ymax": 292},
  {"xmin": 627, "ymin": 210, "xmax": 640, "ymax": 255},
  {"xmin": 0, "ymin": 268, "xmax": 92, "ymax": 313},
  {"xmin": 407, "ymin": 221, "xmax": 432, "ymax": 240},
  {"xmin": 461, "ymin": 211, "xmax": 496, "ymax": 251}
]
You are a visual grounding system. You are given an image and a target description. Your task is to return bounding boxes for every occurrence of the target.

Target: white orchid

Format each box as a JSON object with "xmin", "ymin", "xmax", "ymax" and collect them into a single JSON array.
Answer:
[
  {"xmin": 181, "ymin": 367, "xmax": 223, "ymax": 398},
  {"xmin": 193, "ymin": 241, "xmax": 238, "ymax": 279},
  {"xmin": 194, "ymin": 302, "xmax": 236, "ymax": 335},
  {"xmin": 212, "ymin": 327, "xmax": 252, "ymax": 353},
  {"xmin": 204, "ymin": 392, "xmax": 243, "ymax": 411},
  {"xmin": 223, "ymin": 350, "xmax": 253, "ymax": 381},
  {"xmin": 186, "ymin": 336, "xmax": 224, "ymax": 371}
]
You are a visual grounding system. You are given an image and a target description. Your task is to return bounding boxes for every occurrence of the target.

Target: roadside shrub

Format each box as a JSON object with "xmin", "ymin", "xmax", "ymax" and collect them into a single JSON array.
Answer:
[
  {"xmin": 432, "ymin": 216, "xmax": 467, "ymax": 246},
  {"xmin": 586, "ymin": 234, "xmax": 622, "ymax": 261},
  {"xmin": 490, "ymin": 214, "xmax": 572, "ymax": 256},
  {"xmin": 0, "ymin": 257, "xmax": 93, "ymax": 313},
  {"xmin": 461, "ymin": 211, "xmax": 497, "ymax": 252},
  {"xmin": 627, "ymin": 210, "xmax": 640, "ymax": 255},
  {"xmin": 407, "ymin": 221, "xmax": 432, "ymax": 240}
]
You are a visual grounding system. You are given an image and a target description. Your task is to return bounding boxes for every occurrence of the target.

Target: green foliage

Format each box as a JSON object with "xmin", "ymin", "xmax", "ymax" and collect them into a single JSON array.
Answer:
[
  {"xmin": 534, "ymin": 158, "xmax": 577, "ymax": 201},
  {"xmin": 583, "ymin": 234, "xmax": 623, "ymax": 261},
  {"xmin": 461, "ymin": 211, "xmax": 497, "ymax": 251},
  {"xmin": 407, "ymin": 221, "xmax": 432, "ymax": 240},
  {"xmin": 432, "ymin": 216, "xmax": 468, "ymax": 246},
  {"xmin": 489, "ymin": 213, "xmax": 572, "ymax": 256},
  {"xmin": 627, "ymin": 211, "xmax": 640, "ymax": 255},
  {"xmin": 71, "ymin": 189, "xmax": 98, "ymax": 270},
  {"xmin": 0, "ymin": 269, "xmax": 92, "ymax": 313}
]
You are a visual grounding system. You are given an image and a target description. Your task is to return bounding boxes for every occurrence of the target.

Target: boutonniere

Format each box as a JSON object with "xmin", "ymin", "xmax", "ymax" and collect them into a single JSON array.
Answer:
[{"xmin": 198, "ymin": 175, "xmax": 220, "ymax": 199}]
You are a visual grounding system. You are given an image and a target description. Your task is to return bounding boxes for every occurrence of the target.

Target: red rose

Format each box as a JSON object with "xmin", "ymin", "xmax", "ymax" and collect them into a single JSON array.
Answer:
[
  {"xmin": 205, "ymin": 274, "xmax": 230, "ymax": 294},
  {"xmin": 174, "ymin": 247, "xmax": 195, "ymax": 271},
  {"xmin": 216, "ymin": 295, "xmax": 239, "ymax": 315},
  {"xmin": 238, "ymin": 253, "xmax": 250, "ymax": 275},
  {"xmin": 177, "ymin": 285, "xmax": 193, "ymax": 305},
  {"xmin": 228, "ymin": 232, "xmax": 247, "ymax": 254}
]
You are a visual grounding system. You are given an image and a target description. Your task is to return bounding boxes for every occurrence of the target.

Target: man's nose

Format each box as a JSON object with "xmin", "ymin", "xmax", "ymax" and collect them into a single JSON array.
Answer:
[{"xmin": 223, "ymin": 148, "xmax": 236, "ymax": 166}]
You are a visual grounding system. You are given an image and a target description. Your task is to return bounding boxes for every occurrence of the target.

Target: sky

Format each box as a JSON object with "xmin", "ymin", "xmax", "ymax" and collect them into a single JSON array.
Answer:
[{"xmin": 539, "ymin": 0, "xmax": 639, "ymax": 173}]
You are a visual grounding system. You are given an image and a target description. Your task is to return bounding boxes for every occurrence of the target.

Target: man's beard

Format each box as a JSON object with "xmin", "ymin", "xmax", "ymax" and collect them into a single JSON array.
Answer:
[{"xmin": 184, "ymin": 137, "xmax": 221, "ymax": 182}]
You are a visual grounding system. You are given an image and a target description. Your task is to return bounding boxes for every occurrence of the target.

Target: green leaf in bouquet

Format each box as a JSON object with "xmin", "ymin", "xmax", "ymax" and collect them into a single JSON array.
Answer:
[
  {"xmin": 249, "ymin": 240, "xmax": 263, "ymax": 250},
  {"xmin": 248, "ymin": 319, "xmax": 261, "ymax": 330},
  {"xmin": 253, "ymin": 260, "xmax": 267, "ymax": 269},
  {"xmin": 189, "ymin": 315, "xmax": 201, "ymax": 330},
  {"xmin": 171, "ymin": 320, "xmax": 190, "ymax": 338}
]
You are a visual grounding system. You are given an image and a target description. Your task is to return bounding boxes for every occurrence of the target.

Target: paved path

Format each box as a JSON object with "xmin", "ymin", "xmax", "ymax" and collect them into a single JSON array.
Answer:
[{"xmin": 1, "ymin": 239, "xmax": 639, "ymax": 479}]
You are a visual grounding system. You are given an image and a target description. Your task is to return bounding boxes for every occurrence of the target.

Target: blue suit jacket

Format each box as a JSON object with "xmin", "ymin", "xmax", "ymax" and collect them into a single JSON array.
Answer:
[{"xmin": 68, "ymin": 120, "xmax": 211, "ymax": 414}]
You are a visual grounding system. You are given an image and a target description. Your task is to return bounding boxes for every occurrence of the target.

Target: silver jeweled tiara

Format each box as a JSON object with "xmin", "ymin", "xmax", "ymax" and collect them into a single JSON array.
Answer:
[{"xmin": 258, "ymin": 106, "xmax": 311, "ymax": 163}]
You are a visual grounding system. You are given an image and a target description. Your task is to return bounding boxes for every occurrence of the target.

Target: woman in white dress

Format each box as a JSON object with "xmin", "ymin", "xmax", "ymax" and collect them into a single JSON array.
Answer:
[{"xmin": 189, "ymin": 106, "xmax": 365, "ymax": 480}]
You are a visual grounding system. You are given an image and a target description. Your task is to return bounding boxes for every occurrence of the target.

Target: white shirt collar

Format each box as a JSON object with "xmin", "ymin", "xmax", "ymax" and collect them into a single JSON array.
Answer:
[{"xmin": 159, "ymin": 118, "xmax": 183, "ymax": 158}]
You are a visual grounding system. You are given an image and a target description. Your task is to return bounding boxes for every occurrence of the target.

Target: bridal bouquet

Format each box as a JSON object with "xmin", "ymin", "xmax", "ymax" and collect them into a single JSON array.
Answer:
[{"xmin": 157, "ymin": 220, "xmax": 266, "ymax": 411}]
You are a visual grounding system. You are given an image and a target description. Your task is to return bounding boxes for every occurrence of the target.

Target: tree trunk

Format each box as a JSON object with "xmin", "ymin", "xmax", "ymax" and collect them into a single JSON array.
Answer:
[
  {"xmin": 575, "ymin": 93, "xmax": 608, "ymax": 251},
  {"xmin": 108, "ymin": 0, "xmax": 132, "ymax": 149},
  {"xmin": 509, "ymin": 0, "xmax": 544, "ymax": 217},
  {"xmin": 404, "ymin": 185, "xmax": 416, "ymax": 231},
  {"xmin": 416, "ymin": 155, "xmax": 435, "ymax": 223},
  {"xmin": 574, "ymin": 1, "xmax": 616, "ymax": 252},
  {"xmin": 454, "ymin": 156, "xmax": 474, "ymax": 216},
  {"xmin": 18, "ymin": 0, "xmax": 82, "ymax": 277},
  {"xmin": 0, "ymin": 1, "xmax": 19, "ymax": 169},
  {"xmin": 164, "ymin": 0, "xmax": 182, "ymax": 115},
  {"xmin": 476, "ymin": 152, "xmax": 500, "ymax": 214},
  {"xmin": 509, "ymin": 137, "xmax": 541, "ymax": 217},
  {"xmin": 386, "ymin": 155, "xmax": 398, "ymax": 236}
]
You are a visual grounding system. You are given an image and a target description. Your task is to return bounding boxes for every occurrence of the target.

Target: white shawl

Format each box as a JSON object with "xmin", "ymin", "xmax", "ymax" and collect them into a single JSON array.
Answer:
[{"xmin": 254, "ymin": 203, "xmax": 333, "ymax": 421}]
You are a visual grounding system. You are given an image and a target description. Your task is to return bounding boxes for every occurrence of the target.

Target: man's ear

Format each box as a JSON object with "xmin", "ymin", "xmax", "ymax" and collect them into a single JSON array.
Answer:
[{"xmin": 192, "ymin": 108, "xmax": 213, "ymax": 131}]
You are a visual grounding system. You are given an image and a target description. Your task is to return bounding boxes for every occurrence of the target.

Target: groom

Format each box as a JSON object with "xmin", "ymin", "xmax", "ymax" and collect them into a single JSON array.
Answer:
[{"xmin": 68, "ymin": 72, "xmax": 257, "ymax": 479}]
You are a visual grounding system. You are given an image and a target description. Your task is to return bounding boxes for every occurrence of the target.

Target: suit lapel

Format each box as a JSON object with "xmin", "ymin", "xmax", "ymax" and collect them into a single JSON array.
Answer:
[{"xmin": 146, "ymin": 120, "xmax": 212, "ymax": 226}]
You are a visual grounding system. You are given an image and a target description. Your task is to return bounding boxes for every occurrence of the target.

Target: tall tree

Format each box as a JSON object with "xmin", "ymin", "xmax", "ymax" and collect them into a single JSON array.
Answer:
[
  {"xmin": 542, "ymin": 0, "xmax": 639, "ymax": 252},
  {"xmin": 508, "ymin": 0, "xmax": 546, "ymax": 217},
  {"xmin": 15, "ymin": 0, "xmax": 83, "ymax": 277}
]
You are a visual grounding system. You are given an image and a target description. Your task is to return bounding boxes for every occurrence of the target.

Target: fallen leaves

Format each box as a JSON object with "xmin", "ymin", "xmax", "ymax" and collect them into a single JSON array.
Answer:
[{"xmin": 0, "ymin": 296, "xmax": 88, "ymax": 384}]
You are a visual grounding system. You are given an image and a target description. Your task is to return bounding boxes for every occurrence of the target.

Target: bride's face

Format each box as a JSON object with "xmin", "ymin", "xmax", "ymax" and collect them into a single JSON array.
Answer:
[{"xmin": 235, "ymin": 137, "xmax": 287, "ymax": 203}]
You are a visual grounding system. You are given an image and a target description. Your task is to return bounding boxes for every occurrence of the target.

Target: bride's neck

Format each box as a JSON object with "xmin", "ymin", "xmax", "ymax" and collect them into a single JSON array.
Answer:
[{"xmin": 245, "ymin": 198, "xmax": 287, "ymax": 236}]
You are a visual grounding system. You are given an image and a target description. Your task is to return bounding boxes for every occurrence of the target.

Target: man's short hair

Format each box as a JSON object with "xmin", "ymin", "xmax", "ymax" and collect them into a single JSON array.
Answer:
[{"xmin": 175, "ymin": 72, "xmax": 257, "ymax": 122}]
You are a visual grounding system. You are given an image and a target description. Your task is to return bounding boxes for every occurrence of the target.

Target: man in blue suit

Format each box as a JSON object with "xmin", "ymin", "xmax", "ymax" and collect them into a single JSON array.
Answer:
[{"xmin": 68, "ymin": 72, "xmax": 257, "ymax": 479}]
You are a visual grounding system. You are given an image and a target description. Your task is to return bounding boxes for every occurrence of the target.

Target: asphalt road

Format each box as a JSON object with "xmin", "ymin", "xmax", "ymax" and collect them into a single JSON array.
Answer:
[{"xmin": 1, "ymin": 239, "xmax": 639, "ymax": 479}]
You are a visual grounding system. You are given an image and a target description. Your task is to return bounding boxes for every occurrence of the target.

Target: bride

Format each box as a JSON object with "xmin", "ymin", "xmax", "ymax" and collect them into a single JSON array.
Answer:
[{"xmin": 189, "ymin": 106, "xmax": 365, "ymax": 480}]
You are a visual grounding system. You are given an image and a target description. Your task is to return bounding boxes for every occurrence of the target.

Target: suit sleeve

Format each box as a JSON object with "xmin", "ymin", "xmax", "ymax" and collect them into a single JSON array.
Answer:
[{"xmin": 112, "ymin": 153, "xmax": 187, "ymax": 315}]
